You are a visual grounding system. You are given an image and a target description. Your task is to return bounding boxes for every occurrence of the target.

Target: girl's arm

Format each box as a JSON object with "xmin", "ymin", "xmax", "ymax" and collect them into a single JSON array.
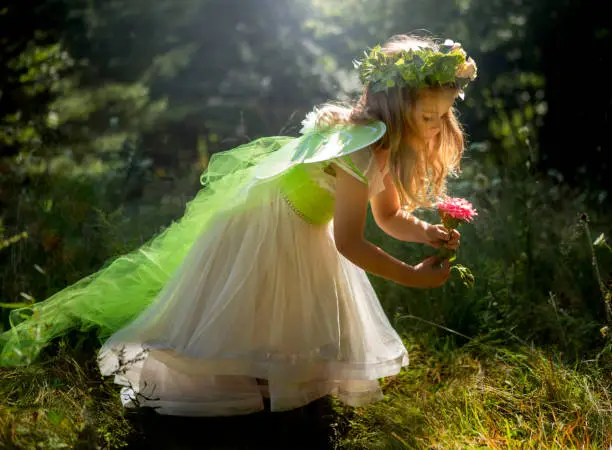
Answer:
[
  {"xmin": 332, "ymin": 164, "xmax": 449, "ymax": 289},
  {"xmin": 370, "ymin": 172, "xmax": 431, "ymax": 243}
]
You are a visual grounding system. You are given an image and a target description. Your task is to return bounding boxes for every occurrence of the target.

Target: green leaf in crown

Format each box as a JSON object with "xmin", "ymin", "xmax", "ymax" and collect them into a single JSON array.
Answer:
[{"xmin": 354, "ymin": 40, "xmax": 477, "ymax": 95}]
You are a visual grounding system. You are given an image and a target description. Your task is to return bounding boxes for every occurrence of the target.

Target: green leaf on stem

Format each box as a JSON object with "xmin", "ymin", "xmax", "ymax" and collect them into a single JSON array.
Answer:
[{"xmin": 451, "ymin": 264, "xmax": 475, "ymax": 288}]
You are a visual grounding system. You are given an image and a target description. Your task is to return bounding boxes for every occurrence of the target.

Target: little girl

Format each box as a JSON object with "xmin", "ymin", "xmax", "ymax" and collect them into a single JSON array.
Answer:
[{"xmin": 0, "ymin": 34, "xmax": 475, "ymax": 416}]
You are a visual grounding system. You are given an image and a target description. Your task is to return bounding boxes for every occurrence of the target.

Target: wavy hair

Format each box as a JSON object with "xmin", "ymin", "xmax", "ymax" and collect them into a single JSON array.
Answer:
[{"xmin": 314, "ymin": 34, "xmax": 465, "ymax": 210}]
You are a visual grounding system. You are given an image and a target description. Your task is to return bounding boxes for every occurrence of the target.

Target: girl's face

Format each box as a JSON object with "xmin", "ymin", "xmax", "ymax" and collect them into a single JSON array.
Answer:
[{"xmin": 410, "ymin": 89, "xmax": 456, "ymax": 142}]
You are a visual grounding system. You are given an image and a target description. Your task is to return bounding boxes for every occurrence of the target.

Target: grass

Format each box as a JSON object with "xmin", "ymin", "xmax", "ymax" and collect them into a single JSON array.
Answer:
[
  {"xmin": 0, "ymin": 341, "xmax": 133, "ymax": 450},
  {"xmin": 336, "ymin": 337, "xmax": 612, "ymax": 449},
  {"xmin": 1, "ymin": 336, "xmax": 610, "ymax": 449}
]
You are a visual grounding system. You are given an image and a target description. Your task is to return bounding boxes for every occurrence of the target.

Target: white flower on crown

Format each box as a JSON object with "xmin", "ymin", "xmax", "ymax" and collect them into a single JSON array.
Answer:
[
  {"xmin": 444, "ymin": 39, "xmax": 468, "ymax": 60},
  {"xmin": 299, "ymin": 108, "xmax": 320, "ymax": 135},
  {"xmin": 443, "ymin": 39, "xmax": 458, "ymax": 47}
]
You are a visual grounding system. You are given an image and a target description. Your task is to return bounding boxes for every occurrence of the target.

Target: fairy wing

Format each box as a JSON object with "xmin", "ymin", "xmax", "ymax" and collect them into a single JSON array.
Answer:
[{"xmin": 254, "ymin": 121, "xmax": 386, "ymax": 180}]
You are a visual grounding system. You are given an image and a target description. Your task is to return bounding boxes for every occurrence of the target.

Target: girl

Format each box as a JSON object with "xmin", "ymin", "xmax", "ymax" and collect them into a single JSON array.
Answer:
[{"xmin": 0, "ymin": 34, "xmax": 476, "ymax": 416}]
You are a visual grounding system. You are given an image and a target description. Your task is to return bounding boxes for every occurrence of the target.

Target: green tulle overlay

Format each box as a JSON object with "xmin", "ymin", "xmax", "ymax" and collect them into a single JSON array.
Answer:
[
  {"xmin": 0, "ymin": 118, "xmax": 385, "ymax": 367},
  {"xmin": 0, "ymin": 136, "xmax": 297, "ymax": 367}
]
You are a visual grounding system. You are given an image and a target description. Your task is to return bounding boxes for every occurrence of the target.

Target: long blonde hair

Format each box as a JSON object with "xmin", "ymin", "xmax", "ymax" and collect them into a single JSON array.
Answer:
[{"xmin": 315, "ymin": 34, "xmax": 465, "ymax": 210}]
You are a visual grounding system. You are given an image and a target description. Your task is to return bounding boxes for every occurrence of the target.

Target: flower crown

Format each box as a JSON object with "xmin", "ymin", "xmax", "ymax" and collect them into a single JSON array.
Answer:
[{"xmin": 354, "ymin": 39, "xmax": 478, "ymax": 97}]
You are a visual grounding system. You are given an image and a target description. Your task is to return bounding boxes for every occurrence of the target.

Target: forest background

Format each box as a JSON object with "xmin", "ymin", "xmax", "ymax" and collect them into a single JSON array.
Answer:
[{"xmin": 0, "ymin": 0, "xmax": 610, "ymax": 448}]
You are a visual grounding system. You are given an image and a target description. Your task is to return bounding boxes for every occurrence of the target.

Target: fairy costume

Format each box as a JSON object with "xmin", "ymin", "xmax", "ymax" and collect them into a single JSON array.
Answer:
[
  {"xmin": 0, "ymin": 38, "xmax": 477, "ymax": 416},
  {"xmin": 0, "ymin": 119, "xmax": 412, "ymax": 414}
]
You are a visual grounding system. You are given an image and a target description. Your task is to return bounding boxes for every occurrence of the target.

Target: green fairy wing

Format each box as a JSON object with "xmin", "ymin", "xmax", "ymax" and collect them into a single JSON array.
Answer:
[
  {"xmin": 0, "ymin": 123, "xmax": 385, "ymax": 367},
  {"xmin": 254, "ymin": 121, "xmax": 386, "ymax": 180}
]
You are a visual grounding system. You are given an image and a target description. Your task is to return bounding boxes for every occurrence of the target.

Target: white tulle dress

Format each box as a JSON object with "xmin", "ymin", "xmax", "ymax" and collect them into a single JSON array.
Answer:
[{"xmin": 97, "ymin": 146, "xmax": 409, "ymax": 416}]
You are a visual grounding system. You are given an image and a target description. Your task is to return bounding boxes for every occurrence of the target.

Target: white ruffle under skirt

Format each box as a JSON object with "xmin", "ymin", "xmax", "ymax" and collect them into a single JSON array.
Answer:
[{"xmin": 98, "ymin": 186, "xmax": 409, "ymax": 416}]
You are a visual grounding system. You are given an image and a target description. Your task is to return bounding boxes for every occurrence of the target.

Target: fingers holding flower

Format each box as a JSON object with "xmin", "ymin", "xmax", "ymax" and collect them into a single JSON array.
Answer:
[
  {"xmin": 425, "ymin": 224, "xmax": 449, "ymax": 247},
  {"xmin": 426, "ymin": 224, "xmax": 461, "ymax": 249},
  {"xmin": 445, "ymin": 229, "xmax": 461, "ymax": 249},
  {"xmin": 434, "ymin": 196, "xmax": 476, "ymax": 261}
]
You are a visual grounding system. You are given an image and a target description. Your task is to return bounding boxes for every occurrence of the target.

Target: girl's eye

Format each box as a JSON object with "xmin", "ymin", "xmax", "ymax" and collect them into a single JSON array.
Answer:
[{"xmin": 423, "ymin": 117, "xmax": 432, "ymax": 122}]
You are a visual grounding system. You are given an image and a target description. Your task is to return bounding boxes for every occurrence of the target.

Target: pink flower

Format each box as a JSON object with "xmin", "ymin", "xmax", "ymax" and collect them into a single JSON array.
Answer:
[
  {"xmin": 433, "ymin": 196, "xmax": 477, "ymax": 288},
  {"xmin": 436, "ymin": 197, "xmax": 478, "ymax": 223}
]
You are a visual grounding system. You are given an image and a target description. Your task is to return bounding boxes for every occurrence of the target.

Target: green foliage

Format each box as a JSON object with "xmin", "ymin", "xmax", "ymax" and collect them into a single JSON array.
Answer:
[{"xmin": 0, "ymin": 149, "xmax": 199, "ymax": 318}]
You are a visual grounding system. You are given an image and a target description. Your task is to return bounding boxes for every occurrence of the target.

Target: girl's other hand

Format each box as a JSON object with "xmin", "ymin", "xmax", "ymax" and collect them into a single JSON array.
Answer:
[{"xmin": 410, "ymin": 256, "xmax": 451, "ymax": 288}]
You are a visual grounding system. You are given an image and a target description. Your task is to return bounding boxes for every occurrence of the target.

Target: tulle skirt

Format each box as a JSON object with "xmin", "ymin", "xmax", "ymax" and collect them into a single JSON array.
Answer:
[{"xmin": 97, "ymin": 185, "xmax": 409, "ymax": 416}]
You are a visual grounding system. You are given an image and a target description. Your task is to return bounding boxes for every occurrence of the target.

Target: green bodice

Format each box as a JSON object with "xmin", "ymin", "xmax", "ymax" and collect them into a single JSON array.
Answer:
[
  {"xmin": 279, "ymin": 164, "xmax": 335, "ymax": 225},
  {"xmin": 278, "ymin": 155, "xmax": 369, "ymax": 226}
]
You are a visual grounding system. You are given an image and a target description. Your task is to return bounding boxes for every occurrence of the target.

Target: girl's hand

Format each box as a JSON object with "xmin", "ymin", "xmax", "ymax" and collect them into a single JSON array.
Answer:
[
  {"xmin": 425, "ymin": 224, "xmax": 460, "ymax": 250},
  {"xmin": 410, "ymin": 256, "xmax": 451, "ymax": 288}
]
